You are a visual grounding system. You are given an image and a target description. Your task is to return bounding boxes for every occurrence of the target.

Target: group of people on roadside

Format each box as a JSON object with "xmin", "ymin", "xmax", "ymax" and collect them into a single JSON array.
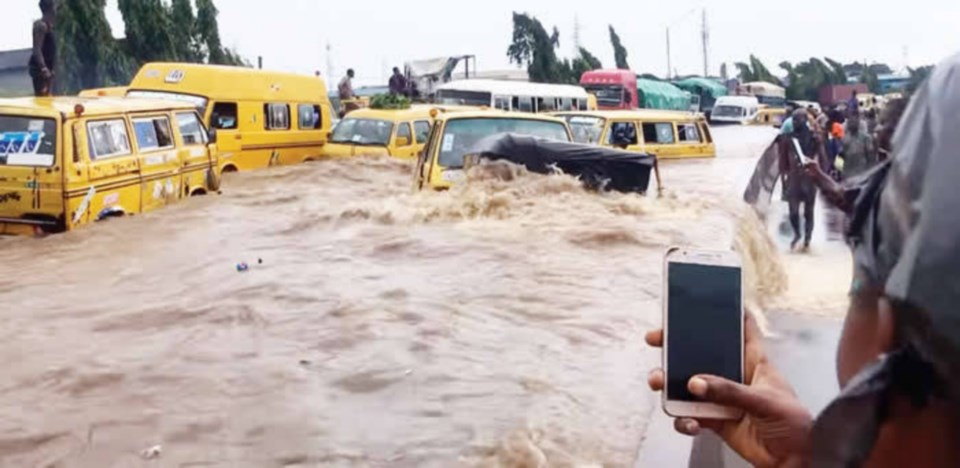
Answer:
[
  {"xmin": 777, "ymin": 92, "xmax": 906, "ymax": 251},
  {"xmin": 651, "ymin": 50, "xmax": 960, "ymax": 468}
]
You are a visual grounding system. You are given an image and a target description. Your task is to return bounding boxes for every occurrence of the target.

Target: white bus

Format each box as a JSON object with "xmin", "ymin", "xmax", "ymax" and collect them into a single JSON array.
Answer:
[
  {"xmin": 736, "ymin": 81, "xmax": 787, "ymax": 108},
  {"xmin": 710, "ymin": 95, "xmax": 761, "ymax": 124},
  {"xmin": 435, "ymin": 79, "xmax": 592, "ymax": 113}
]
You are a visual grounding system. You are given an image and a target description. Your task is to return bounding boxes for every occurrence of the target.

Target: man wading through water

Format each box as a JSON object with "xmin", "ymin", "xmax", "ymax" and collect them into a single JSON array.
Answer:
[
  {"xmin": 29, "ymin": 0, "xmax": 57, "ymax": 97},
  {"xmin": 780, "ymin": 109, "xmax": 826, "ymax": 251}
]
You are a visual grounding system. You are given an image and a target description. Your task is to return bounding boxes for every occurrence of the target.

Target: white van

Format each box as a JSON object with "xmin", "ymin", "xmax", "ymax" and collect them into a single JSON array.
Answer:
[{"xmin": 710, "ymin": 96, "xmax": 760, "ymax": 124}]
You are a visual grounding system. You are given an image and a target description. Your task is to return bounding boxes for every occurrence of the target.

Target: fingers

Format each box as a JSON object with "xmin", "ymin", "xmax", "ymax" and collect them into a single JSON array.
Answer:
[
  {"xmin": 674, "ymin": 418, "xmax": 701, "ymax": 436},
  {"xmin": 688, "ymin": 375, "xmax": 774, "ymax": 417},
  {"xmin": 645, "ymin": 329, "xmax": 663, "ymax": 348},
  {"xmin": 743, "ymin": 311, "xmax": 763, "ymax": 345},
  {"xmin": 648, "ymin": 368, "xmax": 664, "ymax": 392}
]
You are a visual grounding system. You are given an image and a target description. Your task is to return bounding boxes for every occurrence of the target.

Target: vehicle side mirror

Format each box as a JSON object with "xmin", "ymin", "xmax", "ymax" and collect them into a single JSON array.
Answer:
[
  {"xmin": 396, "ymin": 136, "xmax": 411, "ymax": 147},
  {"xmin": 326, "ymin": 131, "xmax": 333, "ymax": 140},
  {"xmin": 207, "ymin": 128, "xmax": 218, "ymax": 144}
]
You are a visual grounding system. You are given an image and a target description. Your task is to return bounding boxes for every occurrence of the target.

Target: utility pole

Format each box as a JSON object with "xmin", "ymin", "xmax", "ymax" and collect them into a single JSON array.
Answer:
[
  {"xmin": 326, "ymin": 43, "xmax": 334, "ymax": 91},
  {"xmin": 701, "ymin": 8, "xmax": 710, "ymax": 77},
  {"xmin": 573, "ymin": 14, "xmax": 582, "ymax": 56},
  {"xmin": 666, "ymin": 27, "xmax": 672, "ymax": 79}
]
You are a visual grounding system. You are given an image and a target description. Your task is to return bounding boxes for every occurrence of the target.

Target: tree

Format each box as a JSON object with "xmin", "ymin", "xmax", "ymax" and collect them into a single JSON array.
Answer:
[
  {"xmin": 735, "ymin": 55, "xmax": 779, "ymax": 85},
  {"xmin": 609, "ymin": 25, "xmax": 629, "ymax": 70},
  {"xmin": 57, "ymin": 0, "xmax": 131, "ymax": 94},
  {"xmin": 860, "ymin": 66, "xmax": 881, "ymax": 94},
  {"xmin": 507, "ymin": 12, "xmax": 565, "ymax": 83},
  {"xmin": 170, "ymin": 0, "xmax": 201, "ymax": 62},
  {"xmin": 195, "ymin": 0, "xmax": 229, "ymax": 64},
  {"xmin": 570, "ymin": 47, "xmax": 602, "ymax": 82},
  {"xmin": 118, "ymin": 0, "xmax": 178, "ymax": 65}
]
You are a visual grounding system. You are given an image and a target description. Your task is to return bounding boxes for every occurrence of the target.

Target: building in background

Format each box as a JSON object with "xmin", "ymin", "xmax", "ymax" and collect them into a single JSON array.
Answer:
[{"xmin": 0, "ymin": 49, "xmax": 33, "ymax": 97}]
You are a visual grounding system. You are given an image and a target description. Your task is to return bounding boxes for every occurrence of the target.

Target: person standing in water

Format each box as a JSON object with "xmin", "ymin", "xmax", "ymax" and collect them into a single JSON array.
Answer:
[
  {"xmin": 840, "ymin": 111, "xmax": 877, "ymax": 180},
  {"xmin": 29, "ymin": 0, "xmax": 57, "ymax": 97},
  {"xmin": 779, "ymin": 109, "xmax": 825, "ymax": 251}
]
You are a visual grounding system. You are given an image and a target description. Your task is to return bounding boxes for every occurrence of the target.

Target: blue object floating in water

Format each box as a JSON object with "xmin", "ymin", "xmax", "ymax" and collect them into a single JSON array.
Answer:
[{"xmin": 236, "ymin": 262, "xmax": 250, "ymax": 272}]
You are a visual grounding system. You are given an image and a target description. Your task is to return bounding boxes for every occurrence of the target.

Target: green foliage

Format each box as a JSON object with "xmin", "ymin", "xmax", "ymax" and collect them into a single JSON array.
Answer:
[
  {"xmin": 570, "ymin": 47, "xmax": 602, "ymax": 81},
  {"xmin": 860, "ymin": 66, "xmax": 881, "ymax": 94},
  {"xmin": 609, "ymin": 25, "xmax": 629, "ymax": 70},
  {"xmin": 170, "ymin": 0, "xmax": 201, "ymax": 62},
  {"xmin": 370, "ymin": 93, "xmax": 411, "ymax": 110},
  {"xmin": 118, "ymin": 0, "xmax": 177, "ymax": 64},
  {"xmin": 56, "ymin": 0, "xmax": 132, "ymax": 94},
  {"xmin": 779, "ymin": 57, "xmax": 855, "ymax": 101},
  {"xmin": 506, "ymin": 12, "xmax": 601, "ymax": 84},
  {"xmin": 734, "ymin": 55, "xmax": 779, "ymax": 85},
  {"xmin": 507, "ymin": 12, "xmax": 564, "ymax": 83},
  {"xmin": 56, "ymin": 0, "xmax": 246, "ymax": 94}
]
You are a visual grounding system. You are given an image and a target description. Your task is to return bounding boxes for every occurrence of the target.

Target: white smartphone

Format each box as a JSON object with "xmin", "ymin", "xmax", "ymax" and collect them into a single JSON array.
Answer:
[{"xmin": 662, "ymin": 248, "xmax": 745, "ymax": 420}]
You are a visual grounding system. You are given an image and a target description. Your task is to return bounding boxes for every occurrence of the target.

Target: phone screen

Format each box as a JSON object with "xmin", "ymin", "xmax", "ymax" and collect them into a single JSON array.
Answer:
[{"xmin": 667, "ymin": 262, "xmax": 743, "ymax": 401}]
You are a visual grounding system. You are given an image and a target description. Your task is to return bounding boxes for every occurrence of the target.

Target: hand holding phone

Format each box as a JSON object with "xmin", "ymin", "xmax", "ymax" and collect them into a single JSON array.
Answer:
[
  {"xmin": 662, "ymin": 248, "xmax": 745, "ymax": 420},
  {"xmin": 646, "ymin": 248, "xmax": 814, "ymax": 466}
]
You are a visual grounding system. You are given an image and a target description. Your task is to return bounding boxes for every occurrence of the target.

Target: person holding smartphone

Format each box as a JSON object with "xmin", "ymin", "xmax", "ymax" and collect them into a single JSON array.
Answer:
[{"xmin": 646, "ymin": 51, "xmax": 960, "ymax": 467}]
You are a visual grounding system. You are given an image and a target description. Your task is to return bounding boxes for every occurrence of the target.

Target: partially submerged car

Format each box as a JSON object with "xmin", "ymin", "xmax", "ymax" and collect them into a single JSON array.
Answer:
[{"xmin": 414, "ymin": 111, "xmax": 573, "ymax": 190}]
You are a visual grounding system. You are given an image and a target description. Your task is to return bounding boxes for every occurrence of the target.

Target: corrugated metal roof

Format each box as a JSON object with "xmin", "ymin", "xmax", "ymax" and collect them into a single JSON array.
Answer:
[{"xmin": 0, "ymin": 49, "xmax": 31, "ymax": 72}]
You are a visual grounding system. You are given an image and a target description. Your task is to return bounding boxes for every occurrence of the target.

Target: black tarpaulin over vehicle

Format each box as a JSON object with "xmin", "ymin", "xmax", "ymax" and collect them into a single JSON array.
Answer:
[{"xmin": 464, "ymin": 134, "xmax": 659, "ymax": 194}]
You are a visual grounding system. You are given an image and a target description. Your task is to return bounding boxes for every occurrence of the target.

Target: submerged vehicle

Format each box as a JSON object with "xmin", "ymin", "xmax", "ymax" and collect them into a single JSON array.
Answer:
[
  {"xmin": 710, "ymin": 95, "xmax": 761, "ymax": 125},
  {"xmin": 0, "ymin": 97, "xmax": 220, "ymax": 235},
  {"xmin": 414, "ymin": 111, "xmax": 572, "ymax": 190},
  {"xmin": 323, "ymin": 107, "xmax": 434, "ymax": 158},
  {"xmin": 464, "ymin": 134, "xmax": 659, "ymax": 195},
  {"xmin": 555, "ymin": 110, "xmax": 716, "ymax": 160},
  {"xmin": 128, "ymin": 63, "xmax": 333, "ymax": 173}
]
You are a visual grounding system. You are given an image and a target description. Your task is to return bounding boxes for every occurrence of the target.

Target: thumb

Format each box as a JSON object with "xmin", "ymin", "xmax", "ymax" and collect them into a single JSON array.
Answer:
[{"xmin": 688, "ymin": 375, "xmax": 778, "ymax": 417}]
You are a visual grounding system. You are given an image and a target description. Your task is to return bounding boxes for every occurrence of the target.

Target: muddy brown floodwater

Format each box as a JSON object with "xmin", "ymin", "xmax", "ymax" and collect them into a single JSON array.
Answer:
[{"xmin": 0, "ymin": 127, "xmax": 819, "ymax": 467}]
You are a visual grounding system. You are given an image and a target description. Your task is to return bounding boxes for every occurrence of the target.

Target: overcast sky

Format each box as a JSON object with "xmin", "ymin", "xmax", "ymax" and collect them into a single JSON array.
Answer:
[{"xmin": 2, "ymin": 0, "xmax": 958, "ymax": 87}]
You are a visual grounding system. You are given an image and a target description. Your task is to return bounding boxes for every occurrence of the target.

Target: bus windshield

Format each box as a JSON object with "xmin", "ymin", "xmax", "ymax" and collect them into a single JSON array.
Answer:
[
  {"xmin": 712, "ymin": 105, "xmax": 746, "ymax": 118},
  {"xmin": 438, "ymin": 118, "xmax": 570, "ymax": 168},
  {"xmin": 563, "ymin": 116, "xmax": 606, "ymax": 144},
  {"xmin": 330, "ymin": 118, "xmax": 394, "ymax": 146},
  {"xmin": 584, "ymin": 85, "xmax": 624, "ymax": 107},
  {"xmin": 127, "ymin": 90, "xmax": 209, "ymax": 115},
  {"xmin": 0, "ymin": 116, "xmax": 57, "ymax": 167}
]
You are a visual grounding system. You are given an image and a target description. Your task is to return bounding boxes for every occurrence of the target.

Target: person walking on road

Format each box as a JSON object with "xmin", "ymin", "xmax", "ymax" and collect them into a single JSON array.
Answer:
[
  {"xmin": 338, "ymin": 69, "xmax": 358, "ymax": 117},
  {"xmin": 839, "ymin": 111, "xmax": 877, "ymax": 180},
  {"xmin": 648, "ymin": 50, "xmax": 960, "ymax": 468},
  {"xmin": 779, "ymin": 109, "xmax": 825, "ymax": 251},
  {"xmin": 29, "ymin": 0, "xmax": 57, "ymax": 97}
]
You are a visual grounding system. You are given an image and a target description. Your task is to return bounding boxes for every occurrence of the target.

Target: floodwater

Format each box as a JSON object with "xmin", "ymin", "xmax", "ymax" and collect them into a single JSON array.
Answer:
[{"xmin": 0, "ymin": 126, "xmax": 844, "ymax": 467}]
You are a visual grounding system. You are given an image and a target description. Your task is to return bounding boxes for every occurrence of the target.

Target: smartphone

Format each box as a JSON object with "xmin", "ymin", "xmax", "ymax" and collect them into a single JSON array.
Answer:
[{"xmin": 662, "ymin": 248, "xmax": 744, "ymax": 420}]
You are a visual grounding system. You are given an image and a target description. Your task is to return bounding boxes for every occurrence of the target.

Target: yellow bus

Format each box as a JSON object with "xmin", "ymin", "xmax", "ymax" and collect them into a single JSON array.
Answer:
[
  {"xmin": 78, "ymin": 86, "xmax": 129, "ymax": 98},
  {"xmin": 414, "ymin": 111, "xmax": 573, "ymax": 190},
  {"xmin": 127, "ymin": 63, "xmax": 332, "ymax": 173},
  {"xmin": 0, "ymin": 97, "xmax": 220, "ymax": 235},
  {"xmin": 324, "ymin": 106, "xmax": 434, "ymax": 159},
  {"xmin": 554, "ymin": 110, "xmax": 716, "ymax": 160}
]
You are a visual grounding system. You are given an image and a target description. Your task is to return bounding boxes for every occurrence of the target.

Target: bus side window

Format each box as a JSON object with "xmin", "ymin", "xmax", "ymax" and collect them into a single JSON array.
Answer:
[
  {"xmin": 642, "ymin": 122, "xmax": 678, "ymax": 144},
  {"xmin": 678, "ymin": 123, "xmax": 701, "ymax": 143},
  {"xmin": 577, "ymin": 99, "xmax": 587, "ymax": 111},
  {"xmin": 494, "ymin": 96, "xmax": 510, "ymax": 111},
  {"xmin": 517, "ymin": 97, "xmax": 533, "ymax": 113},
  {"xmin": 607, "ymin": 122, "xmax": 638, "ymax": 146},
  {"xmin": 264, "ymin": 103, "xmax": 290, "ymax": 131},
  {"xmin": 210, "ymin": 102, "xmax": 238, "ymax": 130}
]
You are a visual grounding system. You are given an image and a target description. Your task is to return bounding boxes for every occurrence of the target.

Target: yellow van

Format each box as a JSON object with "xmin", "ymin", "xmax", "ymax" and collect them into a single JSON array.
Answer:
[
  {"xmin": 324, "ymin": 106, "xmax": 434, "ymax": 159},
  {"xmin": 414, "ymin": 111, "xmax": 573, "ymax": 190},
  {"xmin": 554, "ymin": 110, "xmax": 716, "ymax": 160},
  {"xmin": 752, "ymin": 106, "xmax": 787, "ymax": 127},
  {"xmin": 78, "ymin": 86, "xmax": 130, "ymax": 98},
  {"xmin": 127, "ymin": 63, "xmax": 332, "ymax": 173},
  {"xmin": 0, "ymin": 97, "xmax": 219, "ymax": 235}
]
